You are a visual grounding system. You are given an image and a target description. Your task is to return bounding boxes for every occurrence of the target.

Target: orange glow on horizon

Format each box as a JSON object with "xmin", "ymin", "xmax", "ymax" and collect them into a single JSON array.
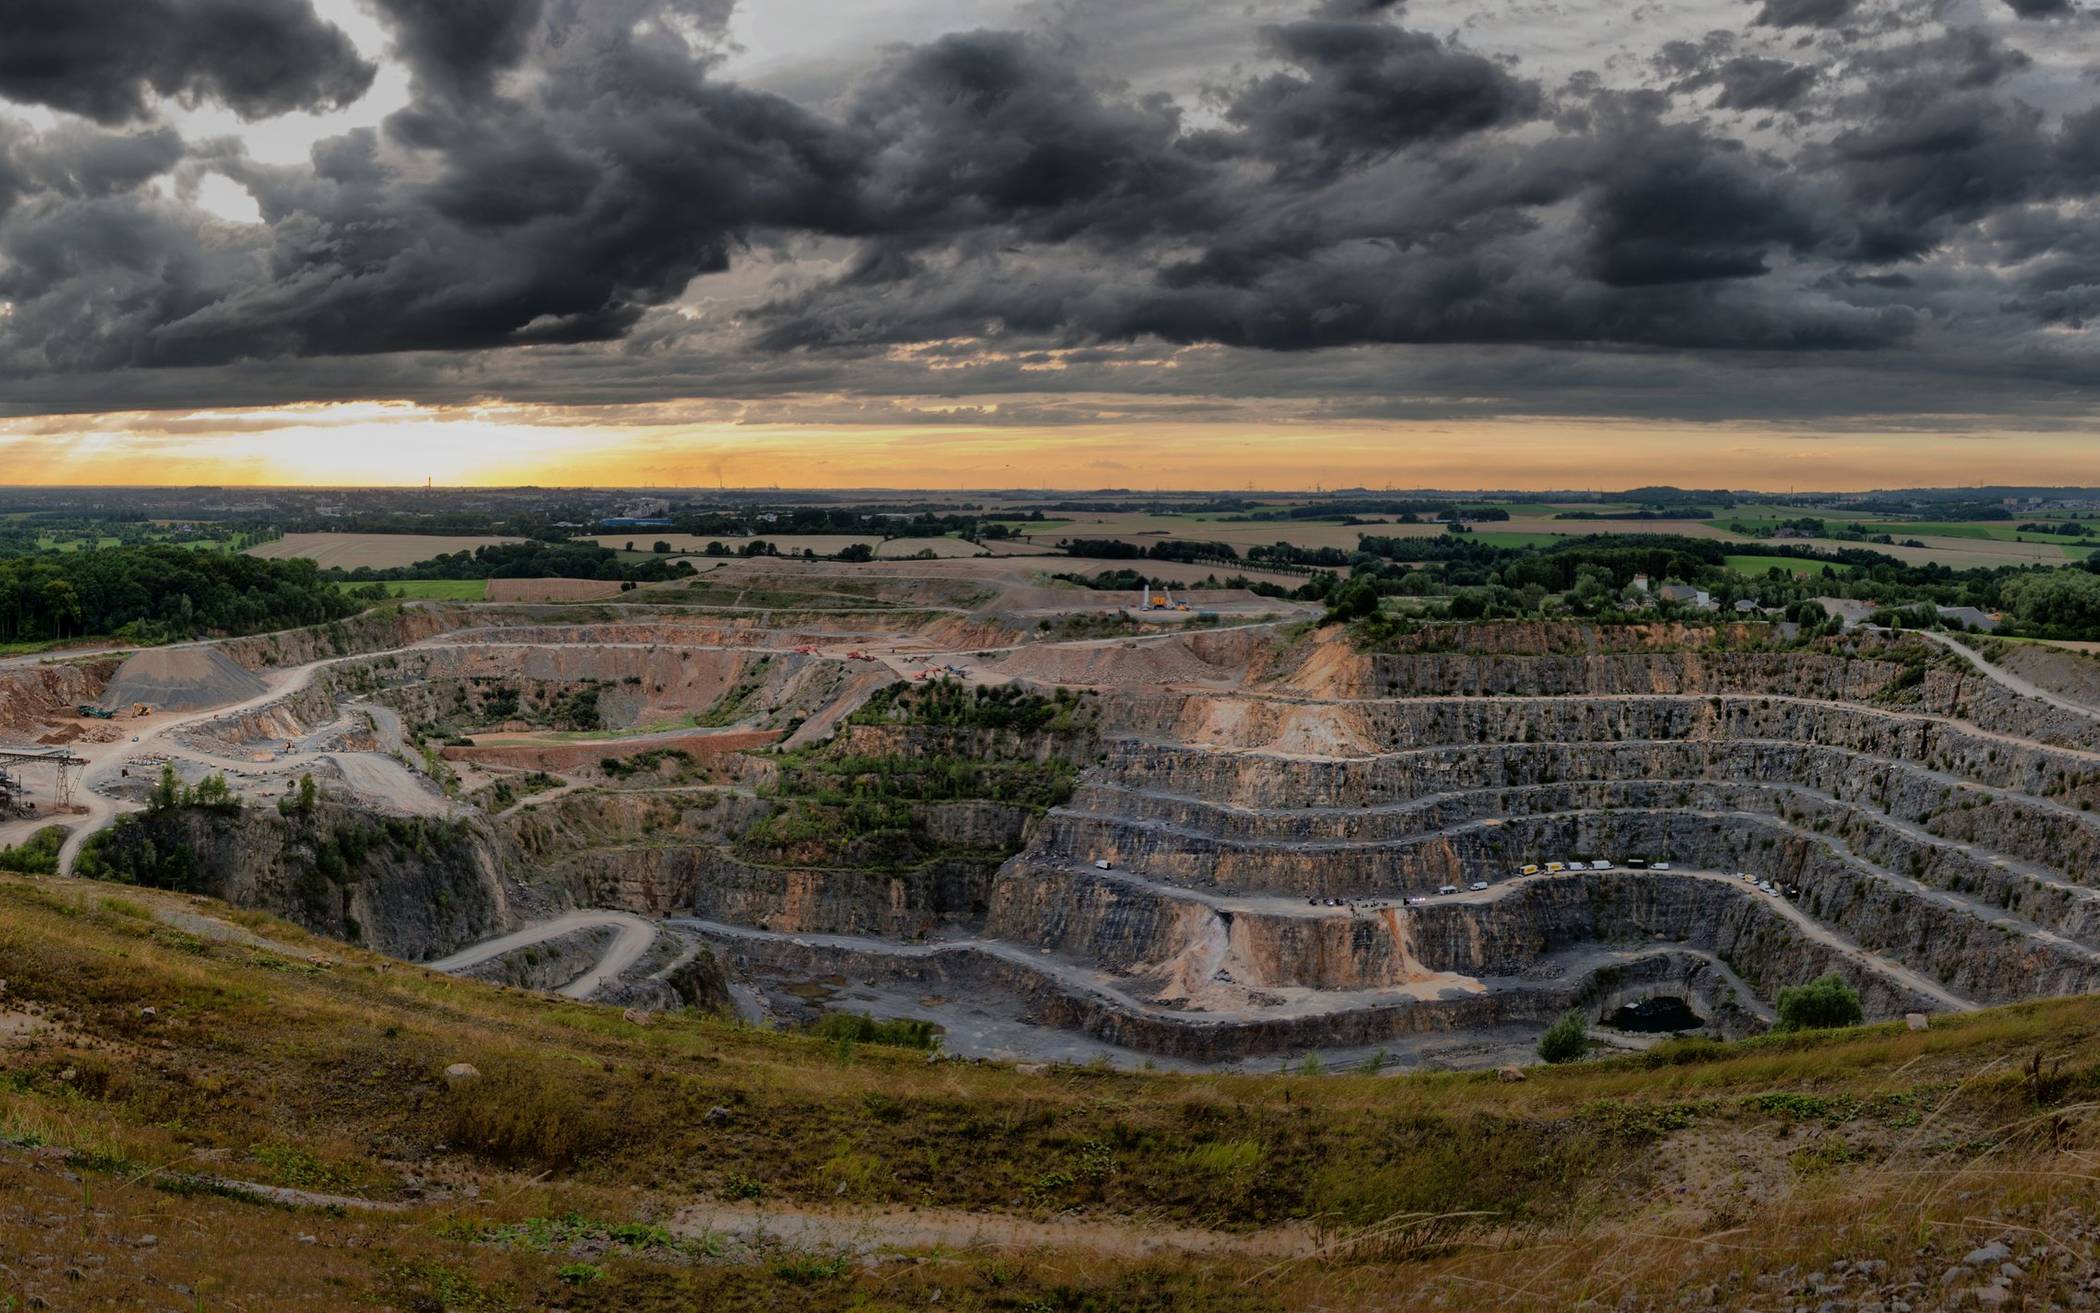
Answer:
[{"xmin": 1, "ymin": 402, "xmax": 2094, "ymax": 492}]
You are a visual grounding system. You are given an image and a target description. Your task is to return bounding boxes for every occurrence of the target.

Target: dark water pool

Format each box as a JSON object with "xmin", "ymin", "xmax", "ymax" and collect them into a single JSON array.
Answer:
[{"xmin": 1604, "ymin": 996, "xmax": 1704, "ymax": 1033}]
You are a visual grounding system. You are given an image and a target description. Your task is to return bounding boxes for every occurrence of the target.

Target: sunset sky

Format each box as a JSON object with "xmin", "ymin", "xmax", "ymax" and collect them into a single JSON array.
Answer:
[{"xmin": 5, "ymin": 0, "xmax": 2100, "ymax": 489}]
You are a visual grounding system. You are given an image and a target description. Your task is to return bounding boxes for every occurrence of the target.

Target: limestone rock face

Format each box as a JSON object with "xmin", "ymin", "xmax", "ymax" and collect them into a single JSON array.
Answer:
[
  {"xmin": 79, "ymin": 800, "xmax": 515, "ymax": 961},
  {"xmin": 65, "ymin": 619, "xmax": 2100, "ymax": 1066}
]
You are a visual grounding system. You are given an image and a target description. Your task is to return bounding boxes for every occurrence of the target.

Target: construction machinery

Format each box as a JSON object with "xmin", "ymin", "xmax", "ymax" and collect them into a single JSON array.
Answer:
[
  {"xmin": 0, "ymin": 745, "xmax": 82, "ymax": 810},
  {"xmin": 76, "ymin": 705, "xmax": 114, "ymax": 720},
  {"xmin": 845, "ymin": 650, "xmax": 876, "ymax": 662}
]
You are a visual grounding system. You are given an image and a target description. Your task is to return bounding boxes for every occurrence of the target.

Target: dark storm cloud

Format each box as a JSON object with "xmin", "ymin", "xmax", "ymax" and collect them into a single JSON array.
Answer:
[
  {"xmin": 2005, "ymin": 0, "xmax": 2074, "ymax": 17},
  {"xmin": 0, "ymin": 0, "xmax": 863, "ymax": 370},
  {"xmin": 1, "ymin": 0, "xmax": 2100, "ymax": 432},
  {"xmin": 1224, "ymin": 17, "xmax": 1540, "ymax": 177},
  {"xmin": 1314, "ymin": 0, "xmax": 1406, "ymax": 15},
  {"xmin": 0, "ymin": 0, "xmax": 374, "ymax": 124},
  {"xmin": 1714, "ymin": 56, "xmax": 1817, "ymax": 110},
  {"xmin": 846, "ymin": 30, "xmax": 1216, "ymax": 243},
  {"xmin": 368, "ymin": 0, "xmax": 547, "ymax": 97},
  {"xmin": 1578, "ymin": 112, "xmax": 1828, "ymax": 286},
  {"xmin": 1755, "ymin": 0, "xmax": 1854, "ymax": 27}
]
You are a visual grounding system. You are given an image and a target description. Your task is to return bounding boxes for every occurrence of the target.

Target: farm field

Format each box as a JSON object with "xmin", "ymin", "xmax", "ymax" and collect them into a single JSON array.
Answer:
[
  {"xmin": 1027, "ymin": 511, "xmax": 1437, "ymax": 552},
  {"xmin": 483, "ymin": 578, "xmax": 627, "ymax": 603},
  {"xmin": 580, "ymin": 533, "xmax": 880, "ymax": 556},
  {"xmin": 32, "ymin": 533, "xmax": 261, "ymax": 555},
  {"xmin": 978, "ymin": 507, "xmax": 2098, "ymax": 574},
  {"xmin": 1786, "ymin": 535, "xmax": 2077, "ymax": 569},
  {"xmin": 1493, "ymin": 516, "xmax": 1742, "ymax": 540},
  {"xmin": 873, "ymin": 536, "xmax": 987, "ymax": 558},
  {"xmin": 1464, "ymin": 501, "xmax": 1641, "ymax": 516},
  {"xmin": 974, "ymin": 537, "xmax": 1063, "ymax": 556},
  {"xmin": 1724, "ymin": 554, "xmax": 1828, "ymax": 576},
  {"xmin": 368, "ymin": 579, "xmax": 488, "ymax": 600},
  {"xmin": 1871, "ymin": 521, "xmax": 2093, "ymax": 543},
  {"xmin": 246, "ymin": 532, "xmax": 522, "ymax": 570}
]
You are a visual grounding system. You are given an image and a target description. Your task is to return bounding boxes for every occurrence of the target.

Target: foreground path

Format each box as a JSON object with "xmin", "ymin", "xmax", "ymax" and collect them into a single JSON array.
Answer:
[
  {"xmin": 422, "ymin": 911, "xmax": 659, "ymax": 1000},
  {"xmin": 671, "ymin": 1200, "xmax": 1320, "ymax": 1260}
]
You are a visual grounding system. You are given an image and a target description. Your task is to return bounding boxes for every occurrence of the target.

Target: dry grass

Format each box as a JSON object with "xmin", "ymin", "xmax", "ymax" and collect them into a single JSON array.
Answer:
[{"xmin": 5, "ymin": 872, "xmax": 2100, "ymax": 1309}]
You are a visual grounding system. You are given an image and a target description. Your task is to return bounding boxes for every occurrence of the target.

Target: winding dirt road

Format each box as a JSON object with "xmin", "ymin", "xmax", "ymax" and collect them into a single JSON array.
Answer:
[{"xmin": 422, "ymin": 911, "xmax": 659, "ymax": 1000}]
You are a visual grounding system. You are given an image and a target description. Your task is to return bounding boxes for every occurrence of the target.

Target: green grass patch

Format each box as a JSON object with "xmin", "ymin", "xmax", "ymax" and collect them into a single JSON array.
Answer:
[
  {"xmin": 371, "ymin": 580, "xmax": 488, "ymax": 601},
  {"xmin": 1723, "ymin": 554, "xmax": 1831, "ymax": 576}
]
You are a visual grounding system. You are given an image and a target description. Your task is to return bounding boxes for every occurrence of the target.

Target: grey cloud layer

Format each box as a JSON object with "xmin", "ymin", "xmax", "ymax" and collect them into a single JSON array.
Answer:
[
  {"xmin": 0, "ymin": 0, "xmax": 374, "ymax": 124},
  {"xmin": 0, "ymin": 0, "xmax": 2096, "ymax": 428}
]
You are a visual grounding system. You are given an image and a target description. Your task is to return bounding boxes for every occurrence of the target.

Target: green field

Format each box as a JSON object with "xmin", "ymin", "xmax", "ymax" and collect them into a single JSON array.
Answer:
[
  {"xmin": 1469, "ymin": 502, "xmax": 1642, "ymax": 517},
  {"xmin": 366, "ymin": 579, "xmax": 488, "ymax": 600},
  {"xmin": 1724, "ymin": 554, "xmax": 1830, "ymax": 576},
  {"xmin": 30, "ymin": 532, "xmax": 259, "ymax": 555},
  {"xmin": 1880, "ymin": 521, "xmax": 2094, "ymax": 546}
]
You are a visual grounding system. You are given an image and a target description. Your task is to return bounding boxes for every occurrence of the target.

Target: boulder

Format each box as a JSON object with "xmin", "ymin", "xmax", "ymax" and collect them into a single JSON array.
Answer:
[
  {"xmin": 1906, "ymin": 1013, "xmax": 1930, "ymax": 1032},
  {"xmin": 1496, "ymin": 1065, "xmax": 1526, "ymax": 1083},
  {"xmin": 443, "ymin": 1062, "xmax": 482, "ymax": 1086}
]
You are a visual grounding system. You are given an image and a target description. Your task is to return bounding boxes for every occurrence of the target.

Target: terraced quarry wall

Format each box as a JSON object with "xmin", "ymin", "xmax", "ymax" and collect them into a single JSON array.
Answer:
[
  {"xmin": 667, "ymin": 623, "xmax": 2100, "ymax": 1061},
  {"xmin": 55, "ymin": 600, "xmax": 2100, "ymax": 1071},
  {"xmin": 73, "ymin": 800, "xmax": 518, "ymax": 960}
]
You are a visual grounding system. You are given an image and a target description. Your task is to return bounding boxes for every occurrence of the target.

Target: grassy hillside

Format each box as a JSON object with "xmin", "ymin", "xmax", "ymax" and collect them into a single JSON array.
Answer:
[{"xmin": 4, "ymin": 873, "xmax": 2099, "ymax": 1310}]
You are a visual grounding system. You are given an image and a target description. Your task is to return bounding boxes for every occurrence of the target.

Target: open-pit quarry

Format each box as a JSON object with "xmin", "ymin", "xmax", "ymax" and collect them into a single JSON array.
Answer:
[{"xmin": 8, "ymin": 555, "xmax": 2100, "ymax": 1071}]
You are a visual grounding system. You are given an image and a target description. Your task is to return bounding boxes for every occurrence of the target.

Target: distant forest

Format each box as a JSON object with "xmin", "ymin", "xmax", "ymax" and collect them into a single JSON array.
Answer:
[
  {"xmin": 0, "ymin": 546, "xmax": 358, "ymax": 646},
  {"xmin": 322, "ymin": 541, "xmax": 698, "ymax": 583}
]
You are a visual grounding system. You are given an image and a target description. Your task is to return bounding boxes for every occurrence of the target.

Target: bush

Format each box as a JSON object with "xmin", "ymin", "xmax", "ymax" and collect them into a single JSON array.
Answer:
[
  {"xmin": 1325, "ymin": 579, "xmax": 1379, "ymax": 622},
  {"xmin": 1537, "ymin": 1010, "xmax": 1589, "ymax": 1064},
  {"xmin": 1774, "ymin": 973, "xmax": 1864, "ymax": 1032},
  {"xmin": 0, "ymin": 826, "xmax": 66, "ymax": 875},
  {"xmin": 810, "ymin": 1012, "xmax": 941, "ymax": 1050}
]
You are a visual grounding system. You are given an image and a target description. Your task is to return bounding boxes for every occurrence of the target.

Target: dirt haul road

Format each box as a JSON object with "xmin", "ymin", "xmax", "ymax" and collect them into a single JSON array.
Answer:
[
  {"xmin": 422, "ymin": 911, "xmax": 660, "ymax": 1000},
  {"xmin": 52, "ymin": 651, "xmax": 453, "ymax": 875}
]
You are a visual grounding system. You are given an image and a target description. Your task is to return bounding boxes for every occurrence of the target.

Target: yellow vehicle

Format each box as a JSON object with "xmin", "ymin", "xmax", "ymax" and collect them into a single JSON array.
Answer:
[
  {"xmin": 1544, "ymin": 862, "xmax": 1566, "ymax": 874},
  {"xmin": 1520, "ymin": 864, "xmax": 1540, "ymax": 877}
]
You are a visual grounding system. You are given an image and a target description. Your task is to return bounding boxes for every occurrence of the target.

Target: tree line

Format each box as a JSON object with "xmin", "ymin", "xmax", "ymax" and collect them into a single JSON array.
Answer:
[
  {"xmin": 0, "ymin": 546, "xmax": 358, "ymax": 646},
  {"xmin": 323, "ymin": 541, "xmax": 695, "ymax": 583}
]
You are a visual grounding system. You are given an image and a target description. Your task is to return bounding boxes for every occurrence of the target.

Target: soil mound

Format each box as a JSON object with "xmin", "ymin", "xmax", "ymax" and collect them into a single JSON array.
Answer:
[
  {"xmin": 102, "ymin": 647, "xmax": 267, "ymax": 713},
  {"xmin": 986, "ymin": 633, "xmax": 1245, "ymax": 688}
]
